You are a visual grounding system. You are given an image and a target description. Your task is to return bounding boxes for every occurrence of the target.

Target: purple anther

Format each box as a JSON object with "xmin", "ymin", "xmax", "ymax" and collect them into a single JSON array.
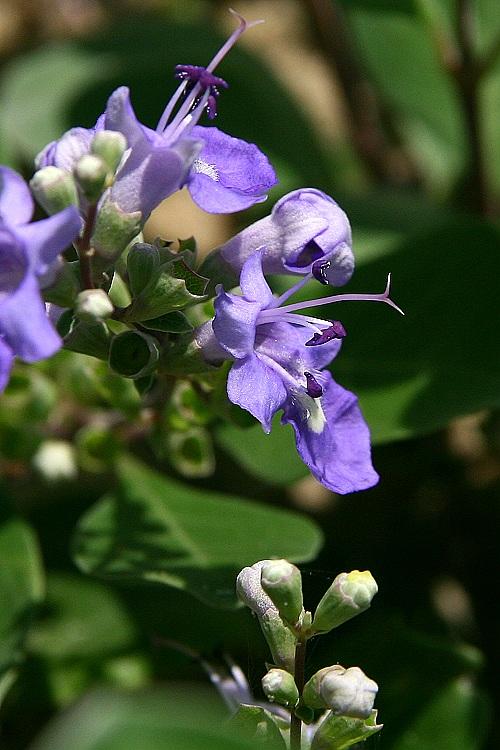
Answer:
[
  {"xmin": 305, "ymin": 321, "xmax": 347, "ymax": 347},
  {"xmin": 304, "ymin": 371, "xmax": 323, "ymax": 399},
  {"xmin": 312, "ymin": 257, "xmax": 332, "ymax": 285},
  {"xmin": 175, "ymin": 65, "xmax": 229, "ymax": 92},
  {"xmin": 206, "ymin": 94, "xmax": 218, "ymax": 120}
]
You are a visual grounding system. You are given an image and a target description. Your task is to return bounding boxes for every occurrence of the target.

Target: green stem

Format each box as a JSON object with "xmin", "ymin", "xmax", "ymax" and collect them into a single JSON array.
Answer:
[
  {"xmin": 75, "ymin": 202, "xmax": 98, "ymax": 289},
  {"xmin": 290, "ymin": 640, "xmax": 306, "ymax": 750}
]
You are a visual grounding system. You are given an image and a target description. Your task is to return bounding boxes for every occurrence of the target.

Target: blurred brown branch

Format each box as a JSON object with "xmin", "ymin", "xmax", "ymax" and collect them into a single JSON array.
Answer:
[{"xmin": 301, "ymin": 0, "xmax": 421, "ymax": 189}]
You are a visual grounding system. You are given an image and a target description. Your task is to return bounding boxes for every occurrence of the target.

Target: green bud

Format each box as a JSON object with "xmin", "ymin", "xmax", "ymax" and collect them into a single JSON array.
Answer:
[
  {"xmin": 91, "ymin": 130, "xmax": 127, "ymax": 173},
  {"xmin": 74, "ymin": 154, "xmax": 109, "ymax": 201},
  {"xmin": 108, "ymin": 330, "xmax": 159, "ymax": 379},
  {"xmin": 312, "ymin": 570, "xmax": 378, "ymax": 634},
  {"xmin": 261, "ymin": 559, "xmax": 303, "ymax": 626},
  {"xmin": 91, "ymin": 200, "xmax": 142, "ymax": 263},
  {"xmin": 236, "ymin": 561, "xmax": 297, "ymax": 673},
  {"xmin": 30, "ymin": 166, "xmax": 78, "ymax": 215},
  {"xmin": 261, "ymin": 668, "xmax": 299, "ymax": 708},
  {"xmin": 303, "ymin": 665, "xmax": 378, "ymax": 719},
  {"xmin": 75, "ymin": 289, "xmax": 114, "ymax": 322}
]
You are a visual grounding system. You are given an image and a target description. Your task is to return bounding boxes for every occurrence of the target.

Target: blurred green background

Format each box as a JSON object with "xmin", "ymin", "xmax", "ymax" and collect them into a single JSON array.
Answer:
[{"xmin": 1, "ymin": 0, "xmax": 499, "ymax": 748}]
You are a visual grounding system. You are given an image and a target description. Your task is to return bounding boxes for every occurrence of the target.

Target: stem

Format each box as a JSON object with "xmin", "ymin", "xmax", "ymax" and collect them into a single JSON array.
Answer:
[
  {"xmin": 290, "ymin": 640, "xmax": 306, "ymax": 750},
  {"xmin": 301, "ymin": 0, "xmax": 421, "ymax": 187},
  {"xmin": 75, "ymin": 203, "xmax": 98, "ymax": 289},
  {"xmin": 454, "ymin": 0, "xmax": 491, "ymax": 216}
]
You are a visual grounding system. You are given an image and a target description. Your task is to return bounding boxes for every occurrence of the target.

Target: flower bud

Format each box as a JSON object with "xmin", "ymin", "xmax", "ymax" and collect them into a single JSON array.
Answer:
[
  {"xmin": 303, "ymin": 665, "xmax": 378, "ymax": 719},
  {"xmin": 261, "ymin": 668, "xmax": 299, "ymax": 707},
  {"xmin": 30, "ymin": 166, "xmax": 78, "ymax": 215},
  {"xmin": 260, "ymin": 559, "xmax": 303, "ymax": 626},
  {"xmin": 236, "ymin": 561, "xmax": 296, "ymax": 673},
  {"xmin": 32, "ymin": 440, "xmax": 77, "ymax": 481},
  {"xmin": 312, "ymin": 570, "xmax": 377, "ymax": 634},
  {"xmin": 75, "ymin": 289, "xmax": 114, "ymax": 322},
  {"xmin": 91, "ymin": 130, "xmax": 127, "ymax": 174},
  {"xmin": 74, "ymin": 154, "xmax": 108, "ymax": 202}
]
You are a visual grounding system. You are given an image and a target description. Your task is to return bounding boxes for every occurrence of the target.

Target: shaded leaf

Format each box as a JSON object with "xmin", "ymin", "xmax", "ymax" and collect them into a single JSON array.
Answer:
[
  {"xmin": 311, "ymin": 709, "xmax": 382, "ymax": 750},
  {"xmin": 73, "ymin": 456, "xmax": 322, "ymax": 608},
  {"xmin": 229, "ymin": 704, "xmax": 287, "ymax": 749}
]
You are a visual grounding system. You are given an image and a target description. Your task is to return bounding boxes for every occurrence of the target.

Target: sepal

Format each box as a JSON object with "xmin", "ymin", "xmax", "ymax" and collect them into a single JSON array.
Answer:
[
  {"xmin": 91, "ymin": 200, "xmax": 142, "ymax": 262},
  {"xmin": 311, "ymin": 709, "xmax": 382, "ymax": 750},
  {"xmin": 108, "ymin": 330, "xmax": 159, "ymax": 379}
]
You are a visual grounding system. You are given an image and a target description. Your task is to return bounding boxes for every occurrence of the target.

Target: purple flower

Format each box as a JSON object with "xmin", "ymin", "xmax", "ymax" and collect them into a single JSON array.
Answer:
[
  {"xmin": 0, "ymin": 167, "xmax": 81, "ymax": 391},
  {"xmin": 36, "ymin": 11, "xmax": 276, "ymax": 221},
  {"xmin": 219, "ymin": 188, "xmax": 354, "ymax": 286},
  {"xmin": 197, "ymin": 251, "xmax": 403, "ymax": 494}
]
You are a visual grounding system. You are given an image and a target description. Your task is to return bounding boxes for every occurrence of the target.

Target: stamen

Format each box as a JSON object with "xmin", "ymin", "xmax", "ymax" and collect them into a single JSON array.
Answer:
[
  {"xmin": 156, "ymin": 10, "xmax": 262, "ymax": 135},
  {"xmin": 268, "ymin": 274, "xmax": 405, "ymax": 316},
  {"xmin": 312, "ymin": 258, "xmax": 331, "ymax": 285},
  {"xmin": 305, "ymin": 321, "xmax": 346, "ymax": 346},
  {"xmin": 270, "ymin": 272, "xmax": 313, "ymax": 308},
  {"xmin": 304, "ymin": 372, "xmax": 323, "ymax": 399}
]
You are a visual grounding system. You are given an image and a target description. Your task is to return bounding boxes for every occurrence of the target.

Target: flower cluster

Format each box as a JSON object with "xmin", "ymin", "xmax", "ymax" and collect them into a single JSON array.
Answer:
[{"xmin": 0, "ymin": 10, "xmax": 402, "ymax": 495}]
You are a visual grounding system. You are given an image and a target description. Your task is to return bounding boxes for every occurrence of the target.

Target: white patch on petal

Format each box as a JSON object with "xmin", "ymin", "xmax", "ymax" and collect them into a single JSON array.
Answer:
[
  {"xmin": 295, "ymin": 392, "xmax": 327, "ymax": 434},
  {"xmin": 193, "ymin": 158, "xmax": 219, "ymax": 181}
]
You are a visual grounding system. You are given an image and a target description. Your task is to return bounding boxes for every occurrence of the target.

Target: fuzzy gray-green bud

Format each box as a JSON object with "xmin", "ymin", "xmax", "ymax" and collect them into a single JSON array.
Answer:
[
  {"xmin": 261, "ymin": 559, "xmax": 303, "ymax": 626},
  {"xmin": 30, "ymin": 167, "xmax": 78, "ymax": 215},
  {"xmin": 74, "ymin": 154, "xmax": 108, "ymax": 202},
  {"xmin": 312, "ymin": 570, "xmax": 378, "ymax": 634},
  {"xmin": 303, "ymin": 665, "xmax": 378, "ymax": 719},
  {"xmin": 75, "ymin": 289, "xmax": 114, "ymax": 322},
  {"xmin": 91, "ymin": 200, "xmax": 142, "ymax": 263},
  {"xmin": 236, "ymin": 561, "xmax": 296, "ymax": 673},
  {"xmin": 91, "ymin": 130, "xmax": 127, "ymax": 173},
  {"xmin": 261, "ymin": 668, "xmax": 299, "ymax": 708}
]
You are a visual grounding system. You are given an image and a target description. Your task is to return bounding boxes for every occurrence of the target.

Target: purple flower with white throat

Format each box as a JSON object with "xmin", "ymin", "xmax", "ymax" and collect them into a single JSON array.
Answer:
[
  {"xmin": 218, "ymin": 188, "xmax": 354, "ymax": 286},
  {"xmin": 0, "ymin": 167, "xmax": 81, "ymax": 391},
  {"xmin": 197, "ymin": 251, "xmax": 403, "ymax": 494},
  {"xmin": 36, "ymin": 10, "xmax": 276, "ymax": 221}
]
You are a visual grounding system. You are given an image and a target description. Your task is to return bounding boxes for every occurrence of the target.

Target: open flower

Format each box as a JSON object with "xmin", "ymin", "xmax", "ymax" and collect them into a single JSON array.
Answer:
[
  {"xmin": 36, "ymin": 11, "xmax": 276, "ymax": 221},
  {"xmin": 218, "ymin": 188, "xmax": 354, "ymax": 286},
  {"xmin": 197, "ymin": 250, "xmax": 402, "ymax": 493},
  {"xmin": 0, "ymin": 167, "xmax": 81, "ymax": 391}
]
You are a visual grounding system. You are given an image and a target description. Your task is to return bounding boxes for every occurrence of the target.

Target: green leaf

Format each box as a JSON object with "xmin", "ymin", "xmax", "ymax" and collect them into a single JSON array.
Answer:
[
  {"xmin": 311, "ymin": 709, "xmax": 383, "ymax": 750},
  {"xmin": 0, "ymin": 516, "xmax": 44, "ymax": 678},
  {"xmin": 331, "ymin": 218, "xmax": 500, "ymax": 442},
  {"xmin": 64, "ymin": 320, "xmax": 111, "ymax": 361},
  {"xmin": 141, "ymin": 311, "xmax": 193, "ymax": 333},
  {"xmin": 391, "ymin": 678, "xmax": 491, "ymax": 750},
  {"xmin": 28, "ymin": 574, "xmax": 136, "ymax": 661},
  {"xmin": 125, "ymin": 259, "xmax": 208, "ymax": 322},
  {"xmin": 28, "ymin": 687, "xmax": 257, "ymax": 750},
  {"xmin": 228, "ymin": 705, "xmax": 287, "ymax": 749},
  {"xmin": 72, "ymin": 456, "xmax": 322, "ymax": 608},
  {"xmin": 216, "ymin": 416, "xmax": 309, "ymax": 485}
]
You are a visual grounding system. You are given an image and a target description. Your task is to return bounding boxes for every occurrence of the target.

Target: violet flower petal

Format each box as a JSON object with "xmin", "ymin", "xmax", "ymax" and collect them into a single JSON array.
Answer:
[
  {"xmin": 0, "ymin": 273, "xmax": 61, "ymax": 362},
  {"xmin": 282, "ymin": 372, "xmax": 379, "ymax": 494},
  {"xmin": 188, "ymin": 126, "xmax": 277, "ymax": 214},
  {"xmin": 220, "ymin": 188, "xmax": 354, "ymax": 285},
  {"xmin": 0, "ymin": 167, "xmax": 34, "ymax": 227},
  {"xmin": 0, "ymin": 338, "xmax": 14, "ymax": 393},
  {"xmin": 256, "ymin": 321, "xmax": 342, "ymax": 374},
  {"xmin": 16, "ymin": 206, "xmax": 81, "ymax": 281},
  {"xmin": 213, "ymin": 289, "xmax": 261, "ymax": 359},
  {"xmin": 35, "ymin": 127, "xmax": 95, "ymax": 172},
  {"xmin": 227, "ymin": 353, "xmax": 287, "ymax": 433},
  {"xmin": 238, "ymin": 249, "xmax": 273, "ymax": 305}
]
